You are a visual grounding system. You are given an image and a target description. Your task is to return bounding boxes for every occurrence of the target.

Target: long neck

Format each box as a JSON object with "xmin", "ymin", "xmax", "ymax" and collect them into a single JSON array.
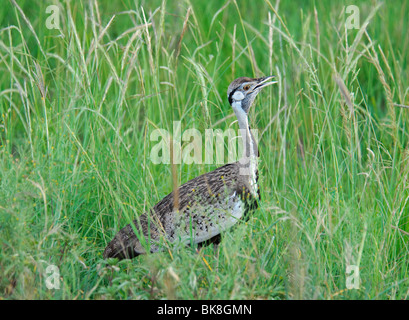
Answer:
[
  {"xmin": 232, "ymin": 102, "xmax": 259, "ymax": 194},
  {"xmin": 233, "ymin": 106, "xmax": 257, "ymax": 160}
]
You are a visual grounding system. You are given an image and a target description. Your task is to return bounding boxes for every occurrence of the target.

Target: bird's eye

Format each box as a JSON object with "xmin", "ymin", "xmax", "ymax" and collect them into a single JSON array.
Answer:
[{"xmin": 243, "ymin": 84, "xmax": 250, "ymax": 91}]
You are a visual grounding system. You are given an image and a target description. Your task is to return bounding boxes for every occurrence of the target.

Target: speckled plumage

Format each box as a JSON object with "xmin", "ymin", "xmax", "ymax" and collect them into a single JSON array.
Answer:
[
  {"xmin": 103, "ymin": 76, "xmax": 274, "ymax": 260},
  {"xmin": 103, "ymin": 162, "xmax": 259, "ymax": 259}
]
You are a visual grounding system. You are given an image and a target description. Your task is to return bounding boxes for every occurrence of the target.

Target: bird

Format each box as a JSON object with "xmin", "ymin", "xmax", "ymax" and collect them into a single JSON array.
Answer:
[{"xmin": 103, "ymin": 75, "xmax": 276, "ymax": 260}]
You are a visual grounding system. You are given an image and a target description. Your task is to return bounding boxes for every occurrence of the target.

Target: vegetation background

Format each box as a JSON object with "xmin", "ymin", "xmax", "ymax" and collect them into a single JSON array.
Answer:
[{"xmin": 1, "ymin": 0, "xmax": 408, "ymax": 299}]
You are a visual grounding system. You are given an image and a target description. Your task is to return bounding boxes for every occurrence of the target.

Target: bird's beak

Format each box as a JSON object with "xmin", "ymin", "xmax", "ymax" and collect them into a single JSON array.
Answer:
[{"xmin": 252, "ymin": 75, "xmax": 277, "ymax": 92}]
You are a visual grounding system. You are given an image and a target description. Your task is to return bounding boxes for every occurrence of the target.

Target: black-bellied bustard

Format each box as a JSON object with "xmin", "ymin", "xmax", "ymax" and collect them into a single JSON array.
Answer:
[{"xmin": 104, "ymin": 76, "xmax": 276, "ymax": 260}]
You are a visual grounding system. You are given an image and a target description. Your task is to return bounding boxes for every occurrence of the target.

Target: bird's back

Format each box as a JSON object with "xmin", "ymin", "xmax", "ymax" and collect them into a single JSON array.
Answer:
[{"xmin": 103, "ymin": 162, "xmax": 259, "ymax": 260}]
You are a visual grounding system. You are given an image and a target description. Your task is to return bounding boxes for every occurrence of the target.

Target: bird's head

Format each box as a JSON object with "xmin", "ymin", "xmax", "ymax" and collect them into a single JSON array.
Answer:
[{"xmin": 227, "ymin": 76, "xmax": 276, "ymax": 114}]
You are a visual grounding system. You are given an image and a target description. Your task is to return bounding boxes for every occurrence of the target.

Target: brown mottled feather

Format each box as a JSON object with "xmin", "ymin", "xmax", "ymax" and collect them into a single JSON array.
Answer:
[{"xmin": 103, "ymin": 162, "xmax": 258, "ymax": 260}]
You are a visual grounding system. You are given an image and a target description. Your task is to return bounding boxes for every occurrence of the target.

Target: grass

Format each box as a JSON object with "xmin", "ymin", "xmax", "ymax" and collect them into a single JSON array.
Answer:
[{"xmin": 0, "ymin": 0, "xmax": 409, "ymax": 299}]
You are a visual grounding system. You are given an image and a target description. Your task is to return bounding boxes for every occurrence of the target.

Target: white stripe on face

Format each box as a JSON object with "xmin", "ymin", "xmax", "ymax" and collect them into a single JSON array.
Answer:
[{"xmin": 232, "ymin": 90, "xmax": 245, "ymax": 101}]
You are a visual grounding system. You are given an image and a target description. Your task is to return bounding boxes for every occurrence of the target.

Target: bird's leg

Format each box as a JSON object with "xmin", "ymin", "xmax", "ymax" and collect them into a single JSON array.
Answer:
[
  {"xmin": 196, "ymin": 241, "xmax": 204, "ymax": 254},
  {"xmin": 210, "ymin": 234, "xmax": 222, "ymax": 273}
]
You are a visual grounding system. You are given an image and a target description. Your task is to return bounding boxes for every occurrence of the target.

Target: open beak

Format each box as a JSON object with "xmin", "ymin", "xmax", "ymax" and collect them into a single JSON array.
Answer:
[{"xmin": 252, "ymin": 75, "xmax": 277, "ymax": 92}]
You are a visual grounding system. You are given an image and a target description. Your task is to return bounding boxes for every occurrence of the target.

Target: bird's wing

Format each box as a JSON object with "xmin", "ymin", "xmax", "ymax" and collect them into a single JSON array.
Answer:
[{"xmin": 103, "ymin": 162, "xmax": 254, "ymax": 259}]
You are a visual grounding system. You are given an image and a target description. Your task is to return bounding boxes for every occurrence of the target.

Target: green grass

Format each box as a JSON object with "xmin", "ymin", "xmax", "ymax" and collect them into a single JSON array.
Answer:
[{"xmin": 1, "ymin": 0, "xmax": 409, "ymax": 299}]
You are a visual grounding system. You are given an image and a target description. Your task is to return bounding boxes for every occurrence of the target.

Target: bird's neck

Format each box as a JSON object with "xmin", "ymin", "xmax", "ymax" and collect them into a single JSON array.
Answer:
[{"xmin": 232, "ymin": 102, "xmax": 258, "ymax": 195}]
